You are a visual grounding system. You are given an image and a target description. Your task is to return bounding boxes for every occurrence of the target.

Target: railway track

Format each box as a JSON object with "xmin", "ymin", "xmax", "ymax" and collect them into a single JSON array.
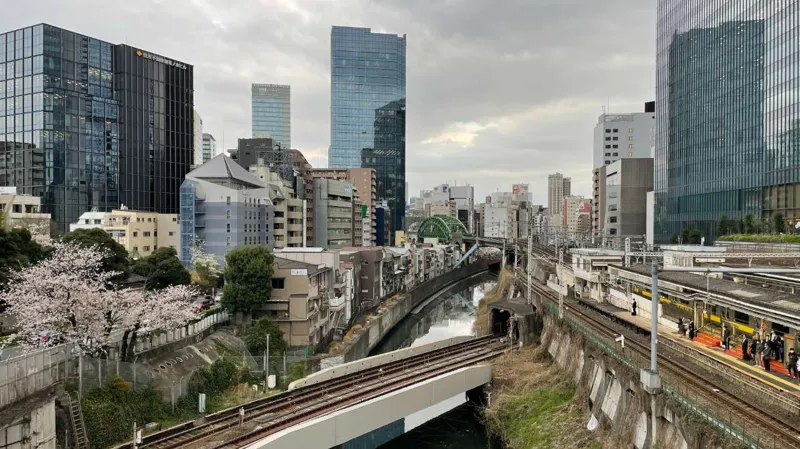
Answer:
[
  {"xmin": 134, "ymin": 336, "xmax": 505, "ymax": 449},
  {"xmin": 519, "ymin": 274, "xmax": 800, "ymax": 447}
]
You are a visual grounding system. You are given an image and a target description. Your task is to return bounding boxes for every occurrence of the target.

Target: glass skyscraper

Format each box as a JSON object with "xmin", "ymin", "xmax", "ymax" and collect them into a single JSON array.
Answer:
[
  {"xmin": 330, "ymin": 26, "xmax": 406, "ymax": 238},
  {"xmin": 655, "ymin": 1, "xmax": 800, "ymax": 242},
  {"xmin": 0, "ymin": 24, "xmax": 193, "ymax": 231},
  {"xmin": 251, "ymin": 83, "xmax": 290, "ymax": 149}
]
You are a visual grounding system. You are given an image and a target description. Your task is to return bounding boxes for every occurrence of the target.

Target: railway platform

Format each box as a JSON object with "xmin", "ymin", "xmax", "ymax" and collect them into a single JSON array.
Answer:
[{"xmin": 603, "ymin": 301, "xmax": 800, "ymax": 396}]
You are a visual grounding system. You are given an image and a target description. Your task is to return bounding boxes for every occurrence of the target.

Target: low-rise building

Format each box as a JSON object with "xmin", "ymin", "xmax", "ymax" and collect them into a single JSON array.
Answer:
[
  {"xmin": 0, "ymin": 188, "xmax": 51, "ymax": 237},
  {"xmin": 70, "ymin": 208, "xmax": 179, "ymax": 259},
  {"xmin": 425, "ymin": 200, "xmax": 456, "ymax": 218},
  {"xmin": 340, "ymin": 247, "xmax": 385, "ymax": 310},
  {"xmin": 179, "ymin": 154, "xmax": 274, "ymax": 267},
  {"xmin": 264, "ymin": 257, "xmax": 332, "ymax": 347}
]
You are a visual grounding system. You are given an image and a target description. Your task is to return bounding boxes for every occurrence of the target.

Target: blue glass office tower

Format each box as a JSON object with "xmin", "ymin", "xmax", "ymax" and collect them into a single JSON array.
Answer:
[
  {"xmin": 330, "ymin": 26, "xmax": 406, "ymax": 240},
  {"xmin": 251, "ymin": 83, "xmax": 290, "ymax": 148},
  {"xmin": 655, "ymin": 1, "xmax": 800, "ymax": 242},
  {"xmin": 0, "ymin": 24, "xmax": 193, "ymax": 231}
]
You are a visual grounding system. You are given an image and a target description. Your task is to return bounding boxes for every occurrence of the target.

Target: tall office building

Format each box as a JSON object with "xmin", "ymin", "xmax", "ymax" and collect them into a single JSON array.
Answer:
[
  {"xmin": 330, "ymin": 26, "xmax": 406, "ymax": 240},
  {"xmin": 251, "ymin": 84, "xmax": 290, "ymax": 148},
  {"xmin": 547, "ymin": 173, "xmax": 571, "ymax": 216},
  {"xmin": 0, "ymin": 24, "xmax": 193, "ymax": 231},
  {"xmin": 193, "ymin": 110, "xmax": 203, "ymax": 166},
  {"xmin": 656, "ymin": 2, "xmax": 776, "ymax": 242},
  {"xmin": 201, "ymin": 133, "xmax": 216, "ymax": 164},
  {"xmin": 592, "ymin": 102, "xmax": 655, "ymax": 235}
]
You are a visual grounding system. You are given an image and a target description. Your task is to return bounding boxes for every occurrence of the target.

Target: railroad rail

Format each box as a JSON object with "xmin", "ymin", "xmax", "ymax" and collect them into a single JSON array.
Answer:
[
  {"xmin": 131, "ymin": 335, "xmax": 505, "ymax": 449},
  {"xmin": 516, "ymin": 273, "xmax": 800, "ymax": 447}
]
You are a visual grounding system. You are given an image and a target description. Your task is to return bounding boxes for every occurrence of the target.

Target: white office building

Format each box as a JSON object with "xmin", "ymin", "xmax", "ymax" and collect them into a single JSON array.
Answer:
[{"xmin": 592, "ymin": 102, "xmax": 655, "ymax": 235}]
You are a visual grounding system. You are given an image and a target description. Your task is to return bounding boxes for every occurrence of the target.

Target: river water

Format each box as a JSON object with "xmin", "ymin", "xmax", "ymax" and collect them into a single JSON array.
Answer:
[{"xmin": 372, "ymin": 273, "xmax": 502, "ymax": 449}]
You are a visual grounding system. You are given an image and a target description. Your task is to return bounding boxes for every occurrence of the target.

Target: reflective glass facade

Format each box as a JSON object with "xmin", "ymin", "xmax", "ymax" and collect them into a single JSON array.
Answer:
[
  {"xmin": 251, "ymin": 83, "xmax": 290, "ymax": 148},
  {"xmin": 656, "ymin": 1, "xmax": 800, "ymax": 242},
  {"xmin": 0, "ymin": 24, "xmax": 193, "ymax": 231},
  {"xmin": 330, "ymin": 26, "xmax": 406, "ymax": 237}
]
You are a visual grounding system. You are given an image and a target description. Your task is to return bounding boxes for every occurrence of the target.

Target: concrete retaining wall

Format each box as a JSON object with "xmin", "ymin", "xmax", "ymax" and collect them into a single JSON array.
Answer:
[
  {"xmin": 335, "ymin": 260, "xmax": 490, "ymax": 364},
  {"xmin": 542, "ymin": 314, "xmax": 714, "ymax": 449},
  {"xmin": 0, "ymin": 395, "xmax": 56, "ymax": 449}
]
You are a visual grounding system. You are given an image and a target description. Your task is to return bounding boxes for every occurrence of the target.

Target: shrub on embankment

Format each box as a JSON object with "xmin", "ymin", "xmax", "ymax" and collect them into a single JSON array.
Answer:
[
  {"xmin": 718, "ymin": 233, "xmax": 800, "ymax": 243},
  {"xmin": 81, "ymin": 358, "xmax": 281, "ymax": 448},
  {"xmin": 484, "ymin": 346, "xmax": 601, "ymax": 449},
  {"xmin": 473, "ymin": 267, "xmax": 513, "ymax": 336}
]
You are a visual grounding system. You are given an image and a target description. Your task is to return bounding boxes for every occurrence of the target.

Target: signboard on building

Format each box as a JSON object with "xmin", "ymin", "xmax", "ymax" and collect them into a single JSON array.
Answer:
[
  {"xmin": 290, "ymin": 269, "xmax": 308, "ymax": 276},
  {"xmin": 0, "ymin": 186, "xmax": 17, "ymax": 195},
  {"xmin": 135, "ymin": 49, "xmax": 188, "ymax": 70}
]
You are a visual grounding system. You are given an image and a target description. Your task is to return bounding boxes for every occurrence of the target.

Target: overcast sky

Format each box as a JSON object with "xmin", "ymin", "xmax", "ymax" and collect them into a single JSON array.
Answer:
[{"xmin": 7, "ymin": 0, "xmax": 655, "ymax": 205}]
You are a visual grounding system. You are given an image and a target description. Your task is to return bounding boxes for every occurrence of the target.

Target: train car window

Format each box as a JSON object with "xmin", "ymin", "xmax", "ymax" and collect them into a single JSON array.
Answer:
[{"xmin": 773, "ymin": 322, "xmax": 790, "ymax": 336}]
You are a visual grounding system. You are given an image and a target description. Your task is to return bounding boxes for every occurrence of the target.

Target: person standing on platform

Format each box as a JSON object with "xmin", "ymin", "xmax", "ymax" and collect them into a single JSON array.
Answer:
[
  {"xmin": 741, "ymin": 335, "xmax": 750, "ymax": 361},
  {"xmin": 755, "ymin": 339, "xmax": 763, "ymax": 368},
  {"xmin": 688, "ymin": 321, "xmax": 696, "ymax": 341},
  {"xmin": 763, "ymin": 339, "xmax": 773, "ymax": 372},
  {"xmin": 631, "ymin": 298, "xmax": 637, "ymax": 317},
  {"xmin": 787, "ymin": 347, "xmax": 798, "ymax": 381},
  {"xmin": 678, "ymin": 318, "xmax": 686, "ymax": 338}
]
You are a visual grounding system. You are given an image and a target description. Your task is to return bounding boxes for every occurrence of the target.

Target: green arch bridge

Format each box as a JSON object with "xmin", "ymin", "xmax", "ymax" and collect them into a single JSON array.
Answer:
[{"xmin": 417, "ymin": 215, "xmax": 472, "ymax": 242}]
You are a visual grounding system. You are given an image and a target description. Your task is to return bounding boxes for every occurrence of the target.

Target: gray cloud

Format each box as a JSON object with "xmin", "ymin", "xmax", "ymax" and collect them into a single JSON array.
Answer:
[{"xmin": 5, "ymin": 0, "xmax": 655, "ymax": 205}]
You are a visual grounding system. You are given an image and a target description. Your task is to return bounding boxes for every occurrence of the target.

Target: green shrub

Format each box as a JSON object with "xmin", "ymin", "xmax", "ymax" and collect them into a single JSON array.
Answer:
[
  {"xmin": 718, "ymin": 234, "xmax": 800, "ymax": 244},
  {"xmin": 188, "ymin": 358, "xmax": 240, "ymax": 396},
  {"xmin": 81, "ymin": 376, "xmax": 170, "ymax": 449}
]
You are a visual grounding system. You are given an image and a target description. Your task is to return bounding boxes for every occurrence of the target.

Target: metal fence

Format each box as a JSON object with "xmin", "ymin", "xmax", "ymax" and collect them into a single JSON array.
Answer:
[{"xmin": 0, "ymin": 311, "xmax": 230, "ymax": 409}]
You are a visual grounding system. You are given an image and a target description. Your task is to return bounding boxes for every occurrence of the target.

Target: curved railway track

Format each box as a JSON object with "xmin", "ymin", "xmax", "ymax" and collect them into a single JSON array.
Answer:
[
  {"xmin": 519, "ymin": 273, "xmax": 800, "ymax": 447},
  {"xmin": 134, "ymin": 335, "xmax": 505, "ymax": 449}
]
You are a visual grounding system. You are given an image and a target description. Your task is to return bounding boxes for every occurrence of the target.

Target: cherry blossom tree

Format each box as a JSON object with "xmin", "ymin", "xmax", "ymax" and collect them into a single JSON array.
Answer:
[
  {"xmin": 12, "ymin": 221, "xmax": 52, "ymax": 247},
  {"xmin": 189, "ymin": 239, "xmax": 221, "ymax": 294},
  {"xmin": 0, "ymin": 241, "xmax": 197, "ymax": 357}
]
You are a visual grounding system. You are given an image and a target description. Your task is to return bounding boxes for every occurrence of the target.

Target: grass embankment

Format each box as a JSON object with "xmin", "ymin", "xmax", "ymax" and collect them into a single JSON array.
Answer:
[
  {"xmin": 473, "ymin": 267, "xmax": 513, "ymax": 336},
  {"xmin": 485, "ymin": 346, "xmax": 601, "ymax": 449}
]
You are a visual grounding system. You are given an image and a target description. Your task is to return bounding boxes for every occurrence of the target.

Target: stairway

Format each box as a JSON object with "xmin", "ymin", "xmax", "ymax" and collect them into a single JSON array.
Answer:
[{"xmin": 65, "ymin": 394, "xmax": 90, "ymax": 449}]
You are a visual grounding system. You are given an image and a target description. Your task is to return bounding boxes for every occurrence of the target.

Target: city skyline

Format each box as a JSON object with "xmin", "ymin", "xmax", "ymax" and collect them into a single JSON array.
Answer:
[{"xmin": 4, "ymin": 1, "xmax": 656, "ymax": 205}]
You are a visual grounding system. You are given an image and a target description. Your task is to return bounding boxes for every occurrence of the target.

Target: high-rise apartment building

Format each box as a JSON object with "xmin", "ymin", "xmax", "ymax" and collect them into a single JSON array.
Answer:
[
  {"xmin": 311, "ymin": 168, "xmax": 377, "ymax": 246},
  {"xmin": 655, "ymin": 2, "xmax": 793, "ymax": 242},
  {"xmin": 193, "ymin": 110, "xmax": 203, "ymax": 166},
  {"xmin": 201, "ymin": 133, "xmax": 216, "ymax": 164},
  {"xmin": 313, "ymin": 177, "xmax": 355, "ymax": 249},
  {"xmin": 0, "ymin": 24, "xmax": 194, "ymax": 231},
  {"xmin": 330, "ymin": 26, "xmax": 406, "ymax": 239},
  {"xmin": 547, "ymin": 173, "xmax": 571, "ymax": 216},
  {"xmin": 563, "ymin": 196, "xmax": 591, "ymax": 236},
  {"xmin": 592, "ymin": 102, "xmax": 655, "ymax": 235},
  {"xmin": 251, "ymin": 84, "xmax": 290, "ymax": 148}
]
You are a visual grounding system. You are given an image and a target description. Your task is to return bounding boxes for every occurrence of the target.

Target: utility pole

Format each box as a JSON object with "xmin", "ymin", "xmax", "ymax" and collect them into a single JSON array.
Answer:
[
  {"xmin": 558, "ymin": 248, "xmax": 565, "ymax": 319},
  {"xmin": 528, "ymin": 220, "xmax": 533, "ymax": 306}
]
